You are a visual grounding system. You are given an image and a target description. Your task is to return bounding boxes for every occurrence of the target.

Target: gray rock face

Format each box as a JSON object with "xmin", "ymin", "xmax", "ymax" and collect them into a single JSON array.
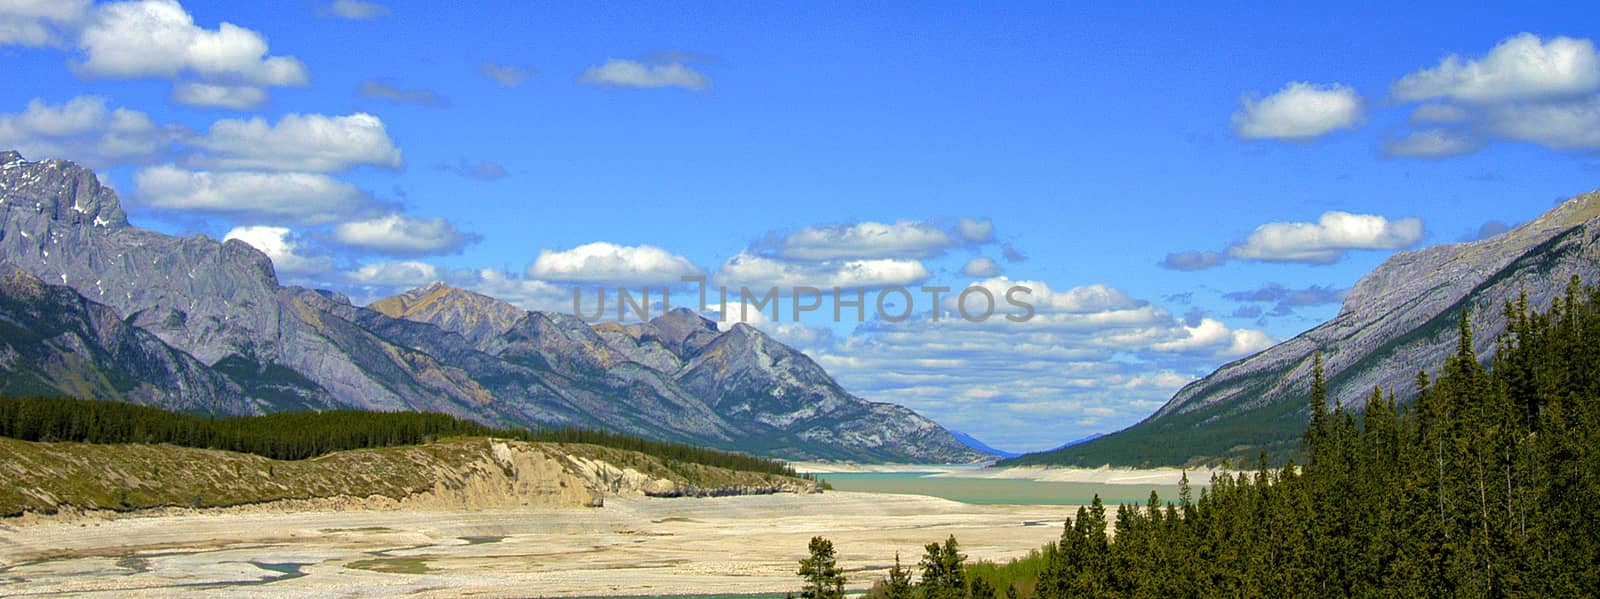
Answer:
[
  {"xmin": 0, "ymin": 152, "xmax": 984, "ymax": 462},
  {"xmin": 0, "ymin": 265, "xmax": 243, "ymax": 413},
  {"xmin": 1046, "ymin": 189, "xmax": 1600, "ymax": 466}
]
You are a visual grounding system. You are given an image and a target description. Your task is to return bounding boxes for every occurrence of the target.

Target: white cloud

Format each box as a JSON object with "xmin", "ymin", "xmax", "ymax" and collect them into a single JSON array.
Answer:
[
  {"xmin": 134, "ymin": 165, "xmax": 375, "ymax": 225},
  {"xmin": 1231, "ymin": 81, "xmax": 1364, "ymax": 141},
  {"xmin": 480, "ymin": 62, "xmax": 532, "ymax": 87},
  {"xmin": 348, "ymin": 261, "xmax": 439, "ymax": 287},
  {"xmin": 223, "ymin": 225, "xmax": 332, "ymax": 275},
  {"xmin": 0, "ymin": 95, "xmax": 173, "ymax": 168},
  {"xmin": 955, "ymin": 217, "xmax": 995, "ymax": 243},
  {"xmin": 0, "ymin": 0, "xmax": 89, "ymax": 47},
  {"xmin": 1386, "ymin": 35, "xmax": 1600, "ymax": 157},
  {"xmin": 528, "ymin": 242, "xmax": 701, "ymax": 286},
  {"xmin": 960, "ymin": 257, "xmax": 1001, "ymax": 277},
  {"xmin": 1150, "ymin": 318, "xmax": 1274, "ymax": 357},
  {"xmin": 768, "ymin": 220, "xmax": 959, "ymax": 261},
  {"xmin": 716, "ymin": 251, "xmax": 931, "ymax": 289},
  {"xmin": 75, "ymin": 0, "xmax": 308, "ymax": 87},
  {"xmin": 187, "ymin": 112, "xmax": 402, "ymax": 172},
  {"xmin": 1484, "ymin": 97, "xmax": 1600, "ymax": 150},
  {"xmin": 331, "ymin": 214, "xmax": 478, "ymax": 256},
  {"xmin": 1227, "ymin": 211, "xmax": 1424, "ymax": 264},
  {"xmin": 171, "ymin": 82, "xmax": 266, "ymax": 109},
  {"xmin": 1391, "ymin": 33, "xmax": 1599, "ymax": 104},
  {"xmin": 1384, "ymin": 128, "xmax": 1484, "ymax": 158},
  {"xmin": 807, "ymin": 279, "xmax": 1274, "ymax": 451},
  {"xmin": 1408, "ymin": 103, "xmax": 1473, "ymax": 124},
  {"xmin": 321, "ymin": 0, "xmax": 388, "ymax": 20},
  {"xmin": 579, "ymin": 59, "xmax": 710, "ymax": 92},
  {"xmin": 445, "ymin": 268, "xmax": 569, "ymax": 312}
]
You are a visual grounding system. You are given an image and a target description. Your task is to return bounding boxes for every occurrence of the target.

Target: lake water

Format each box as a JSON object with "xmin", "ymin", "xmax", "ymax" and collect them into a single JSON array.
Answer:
[{"xmin": 817, "ymin": 472, "xmax": 1188, "ymax": 506}]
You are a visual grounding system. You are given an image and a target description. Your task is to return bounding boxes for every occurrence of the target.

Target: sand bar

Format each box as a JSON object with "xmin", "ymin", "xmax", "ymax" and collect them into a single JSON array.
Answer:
[{"xmin": 0, "ymin": 491, "xmax": 1073, "ymax": 598}]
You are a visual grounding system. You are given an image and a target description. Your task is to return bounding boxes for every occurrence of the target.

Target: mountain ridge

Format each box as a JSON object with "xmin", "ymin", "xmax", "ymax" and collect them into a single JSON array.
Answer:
[
  {"xmin": 1007, "ymin": 188, "xmax": 1600, "ymax": 467},
  {"xmin": 0, "ymin": 151, "xmax": 985, "ymax": 463}
]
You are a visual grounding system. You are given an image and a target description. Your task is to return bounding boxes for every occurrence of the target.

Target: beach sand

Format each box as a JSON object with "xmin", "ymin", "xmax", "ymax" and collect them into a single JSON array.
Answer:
[{"xmin": 0, "ymin": 491, "xmax": 1072, "ymax": 598}]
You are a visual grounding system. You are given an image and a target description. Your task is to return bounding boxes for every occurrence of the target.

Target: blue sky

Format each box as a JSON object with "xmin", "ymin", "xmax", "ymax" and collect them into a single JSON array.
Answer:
[{"xmin": 2, "ymin": 1, "xmax": 1597, "ymax": 451}]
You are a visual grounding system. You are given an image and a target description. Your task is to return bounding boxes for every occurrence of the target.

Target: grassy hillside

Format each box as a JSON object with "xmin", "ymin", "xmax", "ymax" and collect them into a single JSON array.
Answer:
[{"xmin": 0, "ymin": 436, "xmax": 818, "ymax": 517}]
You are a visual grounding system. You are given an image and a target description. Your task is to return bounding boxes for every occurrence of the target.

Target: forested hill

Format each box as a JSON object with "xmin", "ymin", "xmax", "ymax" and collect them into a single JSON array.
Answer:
[
  {"xmin": 0, "ymin": 396, "xmax": 798, "ymax": 478},
  {"xmin": 917, "ymin": 279, "xmax": 1600, "ymax": 597},
  {"xmin": 1005, "ymin": 190, "xmax": 1600, "ymax": 468}
]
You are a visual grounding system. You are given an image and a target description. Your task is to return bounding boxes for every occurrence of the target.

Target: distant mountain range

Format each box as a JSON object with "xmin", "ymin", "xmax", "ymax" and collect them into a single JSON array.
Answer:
[
  {"xmin": 1006, "ymin": 188, "xmax": 1600, "ymax": 468},
  {"xmin": 0, "ymin": 152, "xmax": 985, "ymax": 463},
  {"xmin": 948, "ymin": 430, "xmax": 1019, "ymax": 459}
]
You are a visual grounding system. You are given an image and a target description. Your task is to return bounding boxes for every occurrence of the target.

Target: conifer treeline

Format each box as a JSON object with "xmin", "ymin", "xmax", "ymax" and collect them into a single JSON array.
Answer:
[
  {"xmin": 0, "ymin": 397, "xmax": 798, "ymax": 477},
  {"xmin": 861, "ymin": 278, "xmax": 1600, "ymax": 597}
]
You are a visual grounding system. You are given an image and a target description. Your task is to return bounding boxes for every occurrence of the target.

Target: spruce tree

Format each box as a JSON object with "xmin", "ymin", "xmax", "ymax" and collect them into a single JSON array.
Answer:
[{"xmin": 797, "ymin": 536, "xmax": 846, "ymax": 599}]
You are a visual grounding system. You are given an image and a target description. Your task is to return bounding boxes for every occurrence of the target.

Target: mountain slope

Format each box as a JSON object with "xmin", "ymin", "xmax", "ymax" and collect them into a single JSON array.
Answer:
[
  {"xmin": 1007, "ymin": 189, "xmax": 1600, "ymax": 467},
  {"xmin": 376, "ymin": 286, "xmax": 985, "ymax": 462},
  {"xmin": 0, "ymin": 151, "xmax": 983, "ymax": 463}
]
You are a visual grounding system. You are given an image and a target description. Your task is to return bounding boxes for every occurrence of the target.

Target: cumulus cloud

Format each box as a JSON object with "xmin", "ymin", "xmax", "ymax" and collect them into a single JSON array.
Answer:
[
  {"xmin": 223, "ymin": 225, "xmax": 332, "ymax": 275},
  {"xmin": 1227, "ymin": 211, "xmax": 1424, "ymax": 264},
  {"xmin": 1383, "ymin": 128, "xmax": 1484, "ymax": 158},
  {"xmin": 186, "ymin": 112, "xmax": 402, "ymax": 172},
  {"xmin": 960, "ymin": 257, "xmax": 1001, "ymax": 277},
  {"xmin": 134, "ymin": 165, "xmax": 378, "ymax": 225},
  {"xmin": 579, "ymin": 59, "xmax": 710, "ymax": 92},
  {"xmin": 1409, "ymin": 103, "xmax": 1473, "ymax": 124},
  {"xmin": 955, "ymin": 217, "xmax": 995, "ymax": 243},
  {"xmin": 171, "ymin": 82, "xmax": 267, "ymax": 109},
  {"xmin": 0, "ymin": 0, "xmax": 90, "ymax": 47},
  {"xmin": 444, "ymin": 268, "xmax": 569, "ymax": 312},
  {"xmin": 1391, "ymin": 34, "xmax": 1599, "ymax": 104},
  {"xmin": 763, "ymin": 220, "xmax": 976, "ymax": 261},
  {"xmin": 1483, "ymin": 97, "xmax": 1600, "ymax": 150},
  {"xmin": 347, "ymin": 261, "xmax": 439, "ymax": 287},
  {"xmin": 330, "ymin": 214, "xmax": 479, "ymax": 256},
  {"xmin": 0, "ymin": 95, "xmax": 174, "ymax": 168},
  {"xmin": 809, "ymin": 279, "xmax": 1274, "ymax": 450},
  {"xmin": 1387, "ymin": 34, "xmax": 1600, "ymax": 157},
  {"xmin": 1231, "ymin": 81, "xmax": 1364, "ymax": 141},
  {"xmin": 527, "ymin": 242, "xmax": 701, "ymax": 286},
  {"xmin": 357, "ymin": 80, "xmax": 448, "ymax": 107},
  {"xmin": 1158, "ymin": 250, "xmax": 1226, "ymax": 271},
  {"xmin": 75, "ymin": 0, "xmax": 308, "ymax": 87},
  {"xmin": 1150, "ymin": 318, "xmax": 1275, "ymax": 357},
  {"xmin": 716, "ymin": 251, "xmax": 931, "ymax": 290},
  {"xmin": 480, "ymin": 62, "xmax": 533, "ymax": 87},
  {"xmin": 319, "ymin": 0, "xmax": 389, "ymax": 20}
]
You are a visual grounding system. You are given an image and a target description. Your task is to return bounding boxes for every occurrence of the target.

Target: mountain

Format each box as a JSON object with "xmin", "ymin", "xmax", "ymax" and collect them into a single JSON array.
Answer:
[
  {"xmin": 0, "ymin": 151, "xmax": 983, "ymax": 463},
  {"xmin": 949, "ymin": 430, "xmax": 1018, "ymax": 459},
  {"xmin": 373, "ymin": 283, "xmax": 988, "ymax": 462},
  {"xmin": 1006, "ymin": 189, "xmax": 1600, "ymax": 468}
]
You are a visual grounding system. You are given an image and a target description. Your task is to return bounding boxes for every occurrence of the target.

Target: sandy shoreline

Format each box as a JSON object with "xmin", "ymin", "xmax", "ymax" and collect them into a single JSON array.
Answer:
[{"xmin": 0, "ymin": 491, "xmax": 1073, "ymax": 597}]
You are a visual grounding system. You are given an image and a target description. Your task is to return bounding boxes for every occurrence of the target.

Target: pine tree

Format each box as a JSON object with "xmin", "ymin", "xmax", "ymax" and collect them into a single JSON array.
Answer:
[
  {"xmin": 797, "ymin": 536, "xmax": 846, "ymax": 599},
  {"xmin": 884, "ymin": 552, "xmax": 912, "ymax": 599}
]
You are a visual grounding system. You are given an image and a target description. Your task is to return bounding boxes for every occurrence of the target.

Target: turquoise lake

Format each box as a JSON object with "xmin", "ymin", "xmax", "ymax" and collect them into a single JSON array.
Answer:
[{"xmin": 815, "ymin": 472, "xmax": 1190, "ymax": 506}]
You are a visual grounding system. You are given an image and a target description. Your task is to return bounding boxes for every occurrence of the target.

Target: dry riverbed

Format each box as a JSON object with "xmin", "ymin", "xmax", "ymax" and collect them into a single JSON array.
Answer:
[{"xmin": 0, "ymin": 491, "xmax": 1072, "ymax": 597}]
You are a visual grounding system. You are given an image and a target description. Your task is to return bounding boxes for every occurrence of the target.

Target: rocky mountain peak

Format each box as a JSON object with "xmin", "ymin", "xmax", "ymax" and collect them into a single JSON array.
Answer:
[
  {"xmin": 647, "ymin": 307, "xmax": 722, "ymax": 359},
  {"xmin": 0, "ymin": 151, "xmax": 128, "ymax": 231},
  {"xmin": 371, "ymin": 282, "xmax": 528, "ymax": 348}
]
